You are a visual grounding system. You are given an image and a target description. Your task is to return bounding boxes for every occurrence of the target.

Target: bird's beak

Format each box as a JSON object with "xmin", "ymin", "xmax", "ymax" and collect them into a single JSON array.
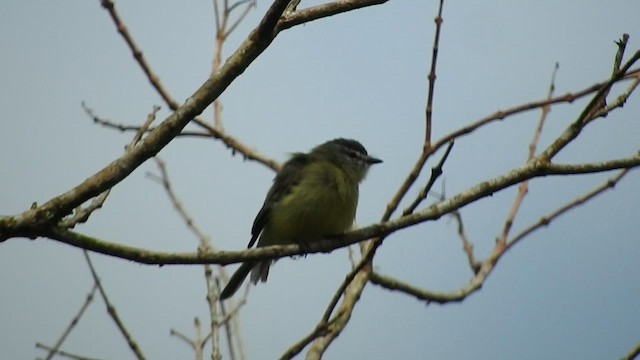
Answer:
[{"xmin": 366, "ymin": 156, "xmax": 382, "ymax": 164}]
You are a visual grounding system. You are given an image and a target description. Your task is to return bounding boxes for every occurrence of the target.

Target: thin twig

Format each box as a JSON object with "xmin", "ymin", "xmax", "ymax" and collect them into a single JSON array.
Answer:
[
  {"xmin": 497, "ymin": 62, "xmax": 559, "ymax": 246},
  {"xmin": 215, "ymin": 278, "xmax": 237, "ymax": 360},
  {"xmin": 369, "ymin": 150, "xmax": 637, "ymax": 305},
  {"xmin": 541, "ymin": 50, "xmax": 640, "ymax": 160},
  {"xmin": 92, "ymin": 117, "xmax": 212, "ymax": 138},
  {"xmin": 383, "ymin": 67, "xmax": 640, "ymax": 223},
  {"xmin": 83, "ymin": 251, "xmax": 146, "ymax": 360},
  {"xmin": 210, "ymin": 276, "xmax": 221, "ymax": 360},
  {"xmin": 196, "ymin": 318, "xmax": 206, "ymax": 360},
  {"xmin": 170, "ymin": 328, "xmax": 195, "ymax": 349},
  {"xmin": 506, "ymin": 169, "xmax": 633, "ymax": 251},
  {"xmin": 148, "ymin": 157, "xmax": 232, "ymax": 359},
  {"xmin": 451, "ymin": 209, "xmax": 479, "ymax": 273},
  {"xmin": 44, "ymin": 104, "xmax": 159, "ymax": 360},
  {"xmin": 148, "ymin": 159, "xmax": 215, "ymax": 248},
  {"xmin": 587, "ymin": 33, "xmax": 630, "ymax": 120},
  {"xmin": 383, "ymin": 0, "xmax": 447, "ymax": 221},
  {"xmin": 169, "ymin": 318, "xmax": 208, "ymax": 360},
  {"xmin": 100, "ymin": 0, "xmax": 175, "ymax": 112},
  {"xmin": 44, "ymin": 284, "xmax": 98, "ymax": 360},
  {"xmin": 225, "ymin": 1, "xmax": 257, "ymax": 38},
  {"xmin": 36, "ymin": 343, "xmax": 103, "ymax": 360},
  {"xmin": 424, "ymin": 0, "xmax": 445, "ymax": 146},
  {"xmin": 99, "ymin": 0, "xmax": 278, "ymax": 170},
  {"xmin": 402, "ymin": 140, "xmax": 454, "ymax": 215},
  {"xmin": 60, "ymin": 105, "xmax": 161, "ymax": 228}
]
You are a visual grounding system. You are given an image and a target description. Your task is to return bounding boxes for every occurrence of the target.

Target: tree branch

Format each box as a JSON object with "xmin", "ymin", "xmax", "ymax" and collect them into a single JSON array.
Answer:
[
  {"xmin": 4, "ymin": 151, "xmax": 631, "ymax": 264},
  {"xmin": 0, "ymin": 0, "xmax": 292, "ymax": 239},
  {"xmin": 277, "ymin": 0, "xmax": 388, "ymax": 30}
]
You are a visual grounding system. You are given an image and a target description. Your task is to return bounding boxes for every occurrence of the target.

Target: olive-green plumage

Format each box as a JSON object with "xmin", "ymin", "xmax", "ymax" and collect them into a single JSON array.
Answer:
[{"xmin": 219, "ymin": 138, "xmax": 381, "ymax": 300}]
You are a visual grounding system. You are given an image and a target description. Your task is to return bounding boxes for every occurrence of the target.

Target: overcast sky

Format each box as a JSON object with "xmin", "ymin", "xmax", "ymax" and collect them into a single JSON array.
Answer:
[{"xmin": 1, "ymin": 1, "xmax": 639, "ymax": 359}]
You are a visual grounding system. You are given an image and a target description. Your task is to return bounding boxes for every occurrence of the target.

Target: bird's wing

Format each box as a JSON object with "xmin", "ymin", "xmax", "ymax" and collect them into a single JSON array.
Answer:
[{"xmin": 247, "ymin": 152, "xmax": 309, "ymax": 248}]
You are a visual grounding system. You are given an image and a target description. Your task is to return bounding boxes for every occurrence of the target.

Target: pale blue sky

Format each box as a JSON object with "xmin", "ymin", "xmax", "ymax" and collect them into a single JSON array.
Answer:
[{"xmin": 1, "ymin": 1, "xmax": 639, "ymax": 359}]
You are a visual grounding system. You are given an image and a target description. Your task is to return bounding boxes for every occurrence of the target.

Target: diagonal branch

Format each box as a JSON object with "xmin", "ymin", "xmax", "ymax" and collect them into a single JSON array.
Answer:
[
  {"xmin": 369, "ymin": 168, "xmax": 637, "ymax": 303},
  {"xmin": 84, "ymin": 251, "xmax": 146, "ymax": 360},
  {"xmin": 506, "ymin": 168, "xmax": 633, "ymax": 251},
  {"xmin": 277, "ymin": 0, "xmax": 388, "ymax": 30},
  {"xmin": 0, "ymin": 0, "xmax": 292, "ymax": 239},
  {"xmin": 497, "ymin": 62, "xmax": 559, "ymax": 246},
  {"xmin": 43, "ymin": 284, "xmax": 98, "ymax": 360},
  {"xmin": 383, "ymin": 0, "xmax": 447, "ymax": 221},
  {"xmin": 402, "ymin": 140, "xmax": 454, "ymax": 215},
  {"xmin": 35, "ymin": 343, "xmax": 103, "ymax": 360},
  {"xmin": 541, "ymin": 49, "xmax": 640, "ymax": 160}
]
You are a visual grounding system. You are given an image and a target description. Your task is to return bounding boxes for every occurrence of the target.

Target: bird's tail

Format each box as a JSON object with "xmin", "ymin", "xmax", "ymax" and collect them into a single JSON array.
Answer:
[
  {"xmin": 219, "ymin": 260, "xmax": 273, "ymax": 300},
  {"xmin": 250, "ymin": 260, "xmax": 273, "ymax": 284},
  {"xmin": 220, "ymin": 262, "xmax": 254, "ymax": 300}
]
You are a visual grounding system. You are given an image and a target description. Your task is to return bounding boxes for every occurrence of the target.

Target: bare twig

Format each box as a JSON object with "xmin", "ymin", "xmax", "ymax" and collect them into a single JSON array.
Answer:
[
  {"xmin": 541, "ymin": 50, "xmax": 640, "ymax": 160},
  {"xmin": 225, "ymin": 1, "xmax": 257, "ymax": 39},
  {"xmin": 211, "ymin": 0, "xmax": 257, "ymax": 132},
  {"xmin": 42, "ymin": 104, "xmax": 160, "ymax": 360},
  {"xmin": 36, "ymin": 343, "xmax": 103, "ymax": 360},
  {"xmin": 321, "ymin": 41, "xmax": 640, "ymax": 309},
  {"xmin": 402, "ymin": 140, "xmax": 454, "ymax": 215},
  {"xmin": 497, "ymin": 62, "xmax": 559, "ymax": 246},
  {"xmin": 43, "ymin": 284, "xmax": 98, "ymax": 360},
  {"xmin": 506, "ymin": 169, "xmax": 633, "ymax": 251},
  {"xmin": 451, "ymin": 209, "xmax": 479, "ymax": 273},
  {"xmin": 278, "ymin": 0, "xmax": 388, "ymax": 30},
  {"xmin": 383, "ymin": 0, "xmax": 447, "ymax": 221},
  {"xmin": 99, "ymin": 0, "xmax": 277, "ymax": 170},
  {"xmin": 170, "ymin": 318, "xmax": 207, "ymax": 360},
  {"xmin": 369, "ymin": 271, "xmax": 475, "ymax": 303},
  {"xmin": 588, "ymin": 75, "xmax": 640, "ymax": 120},
  {"xmin": 100, "ymin": 0, "xmax": 174, "ymax": 108},
  {"xmin": 369, "ymin": 151, "xmax": 638, "ymax": 304},
  {"xmin": 148, "ymin": 159, "xmax": 215, "ymax": 249},
  {"xmin": 60, "ymin": 105, "xmax": 160, "ymax": 228},
  {"xmin": 424, "ymin": 0, "xmax": 445, "ymax": 146},
  {"xmin": 84, "ymin": 251, "xmax": 146, "ymax": 360},
  {"xmin": 587, "ymin": 33, "xmax": 629, "ymax": 120},
  {"xmin": 2, "ymin": 0, "xmax": 293, "ymax": 238},
  {"xmin": 91, "ymin": 116, "xmax": 215, "ymax": 138},
  {"xmin": 148, "ymin": 157, "xmax": 234, "ymax": 359},
  {"xmin": 170, "ymin": 328, "xmax": 194, "ymax": 349},
  {"xmin": 215, "ymin": 278, "xmax": 237, "ymax": 360},
  {"xmin": 383, "ymin": 67, "xmax": 640, "ymax": 224}
]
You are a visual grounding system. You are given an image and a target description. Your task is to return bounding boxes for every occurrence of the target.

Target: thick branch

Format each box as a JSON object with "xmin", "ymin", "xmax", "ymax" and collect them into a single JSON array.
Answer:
[
  {"xmin": 0, "ymin": 0, "xmax": 292, "ymax": 239},
  {"xmin": 15, "ymin": 154, "xmax": 636, "ymax": 265}
]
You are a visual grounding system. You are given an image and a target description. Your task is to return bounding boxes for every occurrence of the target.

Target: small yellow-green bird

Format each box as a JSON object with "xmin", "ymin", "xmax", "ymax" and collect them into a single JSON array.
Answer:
[{"xmin": 219, "ymin": 138, "xmax": 381, "ymax": 300}]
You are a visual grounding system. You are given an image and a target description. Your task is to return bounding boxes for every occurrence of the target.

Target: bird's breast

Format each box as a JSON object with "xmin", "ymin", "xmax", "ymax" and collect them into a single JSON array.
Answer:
[{"xmin": 265, "ymin": 163, "xmax": 359, "ymax": 244}]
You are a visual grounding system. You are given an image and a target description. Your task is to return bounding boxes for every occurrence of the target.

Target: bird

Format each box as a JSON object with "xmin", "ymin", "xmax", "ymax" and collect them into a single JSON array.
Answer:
[{"xmin": 219, "ymin": 138, "xmax": 381, "ymax": 300}]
